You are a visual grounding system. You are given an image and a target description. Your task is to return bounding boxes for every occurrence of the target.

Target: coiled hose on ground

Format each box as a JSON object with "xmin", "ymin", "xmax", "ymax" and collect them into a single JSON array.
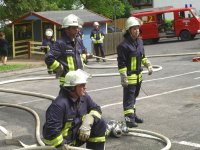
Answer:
[
  {"xmin": 0, "ymin": 56, "xmax": 171, "ymax": 150},
  {"xmin": 91, "ymin": 52, "xmax": 200, "ymax": 61},
  {"xmin": 0, "ymin": 88, "xmax": 171, "ymax": 150}
]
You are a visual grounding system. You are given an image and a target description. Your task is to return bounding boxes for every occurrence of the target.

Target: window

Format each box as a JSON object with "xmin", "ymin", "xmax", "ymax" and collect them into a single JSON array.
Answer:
[
  {"xmin": 15, "ymin": 23, "xmax": 32, "ymax": 40},
  {"xmin": 178, "ymin": 11, "xmax": 193, "ymax": 19}
]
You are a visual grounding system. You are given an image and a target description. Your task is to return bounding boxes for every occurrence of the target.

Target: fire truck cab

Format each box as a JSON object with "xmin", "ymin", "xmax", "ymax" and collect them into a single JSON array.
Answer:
[{"xmin": 132, "ymin": 6, "xmax": 200, "ymax": 44}]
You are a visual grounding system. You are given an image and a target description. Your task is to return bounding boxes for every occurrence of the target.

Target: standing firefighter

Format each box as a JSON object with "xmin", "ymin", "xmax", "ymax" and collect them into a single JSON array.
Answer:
[
  {"xmin": 43, "ymin": 69, "xmax": 106, "ymax": 150},
  {"xmin": 41, "ymin": 28, "xmax": 54, "ymax": 54},
  {"xmin": 77, "ymin": 25, "xmax": 88, "ymax": 64},
  {"xmin": 45, "ymin": 14, "xmax": 85, "ymax": 85},
  {"xmin": 41, "ymin": 28, "xmax": 55, "ymax": 74},
  {"xmin": 117, "ymin": 17, "xmax": 153, "ymax": 128},
  {"xmin": 90, "ymin": 22, "xmax": 106, "ymax": 62}
]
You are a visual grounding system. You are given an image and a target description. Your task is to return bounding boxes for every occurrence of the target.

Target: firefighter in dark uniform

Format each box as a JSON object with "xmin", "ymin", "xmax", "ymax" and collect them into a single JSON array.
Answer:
[
  {"xmin": 117, "ymin": 17, "xmax": 153, "ymax": 128},
  {"xmin": 45, "ymin": 14, "xmax": 85, "ymax": 85},
  {"xmin": 42, "ymin": 28, "xmax": 54, "ymax": 54},
  {"xmin": 77, "ymin": 24, "xmax": 88, "ymax": 64},
  {"xmin": 90, "ymin": 22, "xmax": 106, "ymax": 62},
  {"xmin": 41, "ymin": 28, "xmax": 55, "ymax": 74},
  {"xmin": 43, "ymin": 69, "xmax": 106, "ymax": 150}
]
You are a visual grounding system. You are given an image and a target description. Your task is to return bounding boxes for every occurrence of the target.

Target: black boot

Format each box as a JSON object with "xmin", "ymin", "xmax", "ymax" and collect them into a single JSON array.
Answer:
[
  {"xmin": 134, "ymin": 108, "xmax": 144, "ymax": 123},
  {"xmin": 125, "ymin": 116, "xmax": 138, "ymax": 128},
  {"xmin": 126, "ymin": 121, "xmax": 138, "ymax": 128},
  {"xmin": 135, "ymin": 115, "xmax": 144, "ymax": 123}
]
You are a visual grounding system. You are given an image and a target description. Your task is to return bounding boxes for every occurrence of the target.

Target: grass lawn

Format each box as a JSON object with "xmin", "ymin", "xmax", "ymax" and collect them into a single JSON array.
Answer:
[{"xmin": 0, "ymin": 64, "xmax": 31, "ymax": 72}]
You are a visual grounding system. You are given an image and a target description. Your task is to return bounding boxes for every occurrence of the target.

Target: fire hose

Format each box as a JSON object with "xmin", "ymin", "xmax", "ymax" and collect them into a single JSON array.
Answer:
[
  {"xmin": 0, "ymin": 65, "xmax": 162, "ymax": 84},
  {"xmin": 0, "ymin": 88, "xmax": 171, "ymax": 150},
  {"xmin": 91, "ymin": 52, "xmax": 200, "ymax": 61},
  {"xmin": 0, "ymin": 103, "xmax": 171, "ymax": 150},
  {"xmin": 0, "ymin": 58, "xmax": 168, "ymax": 149}
]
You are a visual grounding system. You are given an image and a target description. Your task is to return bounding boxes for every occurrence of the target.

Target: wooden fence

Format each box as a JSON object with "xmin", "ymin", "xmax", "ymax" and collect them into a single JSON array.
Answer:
[
  {"xmin": 13, "ymin": 31, "xmax": 124, "ymax": 58},
  {"xmin": 14, "ymin": 40, "xmax": 43, "ymax": 58},
  {"xmin": 114, "ymin": 18, "xmax": 127, "ymax": 30},
  {"xmin": 103, "ymin": 32, "xmax": 124, "ymax": 55}
]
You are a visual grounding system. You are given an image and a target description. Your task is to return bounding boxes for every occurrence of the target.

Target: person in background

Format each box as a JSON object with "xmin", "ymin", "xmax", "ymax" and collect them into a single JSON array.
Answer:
[
  {"xmin": 90, "ymin": 22, "xmax": 106, "ymax": 62},
  {"xmin": 45, "ymin": 14, "xmax": 85, "ymax": 85},
  {"xmin": 41, "ymin": 28, "xmax": 55, "ymax": 74},
  {"xmin": 0, "ymin": 32, "xmax": 8, "ymax": 65},
  {"xmin": 43, "ymin": 69, "xmax": 106, "ymax": 150},
  {"xmin": 42, "ymin": 28, "xmax": 54, "ymax": 54},
  {"xmin": 117, "ymin": 16, "xmax": 153, "ymax": 128},
  {"xmin": 77, "ymin": 25, "xmax": 88, "ymax": 64}
]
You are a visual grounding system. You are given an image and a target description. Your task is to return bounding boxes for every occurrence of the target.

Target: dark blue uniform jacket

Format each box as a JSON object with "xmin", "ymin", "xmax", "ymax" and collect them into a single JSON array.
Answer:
[
  {"xmin": 45, "ymin": 33, "xmax": 84, "ymax": 77},
  {"xmin": 43, "ymin": 88, "xmax": 102, "ymax": 145}
]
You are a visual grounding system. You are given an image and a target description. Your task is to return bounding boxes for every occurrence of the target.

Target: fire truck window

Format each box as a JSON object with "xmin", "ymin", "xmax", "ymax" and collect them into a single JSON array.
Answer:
[
  {"xmin": 184, "ymin": 11, "xmax": 193, "ymax": 18},
  {"xmin": 180, "ymin": 11, "xmax": 193, "ymax": 18},
  {"xmin": 141, "ymin": 16, "xmax": 148, "ymax": 23},
  {"xmin": 179, "ymin": 11, "xmax": 185, "ymax": 18}
]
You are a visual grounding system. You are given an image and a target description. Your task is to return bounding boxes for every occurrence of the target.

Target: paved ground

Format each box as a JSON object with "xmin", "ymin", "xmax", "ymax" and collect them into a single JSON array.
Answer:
[{"xmin": 0, "ymin": 37, "xmax": 200, "ymax": 150}]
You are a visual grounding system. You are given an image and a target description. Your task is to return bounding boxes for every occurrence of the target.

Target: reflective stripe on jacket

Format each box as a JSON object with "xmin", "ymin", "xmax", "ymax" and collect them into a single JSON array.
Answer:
[
  {"xmin": 117, "ymin": 35, "xmax": 150, "ymax": 85},
  {"xmin": 43, "ymin": 88, "xmax": 103, "ymax": 147},
  {"xmin": 90, "ymin": 29, "xmax": 104, "ymax": 44},
  {"xmin": 45, "ymin": 34, "xmax": 84, "ymax": 85}
]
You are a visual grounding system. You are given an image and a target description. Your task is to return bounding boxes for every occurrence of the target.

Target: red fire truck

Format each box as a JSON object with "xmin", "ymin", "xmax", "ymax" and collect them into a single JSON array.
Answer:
[{"xmin": 132, "ymin": 6, "xmax": 200, "ymax": 44}]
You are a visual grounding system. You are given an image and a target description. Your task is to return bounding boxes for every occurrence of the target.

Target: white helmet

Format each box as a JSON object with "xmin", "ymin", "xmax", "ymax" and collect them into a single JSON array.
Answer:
[
  {"xmin": 63, "ymin": 69, "xmax": 91, "ymax": 87},
  {"xmin": 45, "ymin": 28, "xmax": 53, "ymax": 36},
  {"xmin": 93, "ymin": 21, "xmax": 99, "ymax": 26},
  {"xmin": 125, "ymin": 17, "xmax": 142, "ymax": 30},
  {"xmin": 78, "ymin": 25, "xmax": 82, "ymax": 29},
  {"xmin": 62, "ymin": 14, "xmax": 79, "ymax": 28},
  {"xmin": 78, "ymin": 17, "xmax": 84, "ymax": 29}
]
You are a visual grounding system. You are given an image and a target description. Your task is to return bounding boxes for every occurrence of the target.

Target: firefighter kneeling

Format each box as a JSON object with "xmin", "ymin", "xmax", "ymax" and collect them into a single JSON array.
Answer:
[{"xmin": 43, "ymin": 69, "xmax": 106, "ymax": 150}]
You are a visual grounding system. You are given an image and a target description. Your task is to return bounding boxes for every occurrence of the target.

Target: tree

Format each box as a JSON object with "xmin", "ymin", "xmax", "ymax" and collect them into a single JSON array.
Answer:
[
  {"xmin": 0, "ymin": 0, "xmax": 59, "ymax": 21},
  {"xmin": 80, "ymin": 0, "xmax": 130, "ymax": 19},
  {"xmin": 0, "ymin": 0, "xmax": 133, "ymax": 22}
]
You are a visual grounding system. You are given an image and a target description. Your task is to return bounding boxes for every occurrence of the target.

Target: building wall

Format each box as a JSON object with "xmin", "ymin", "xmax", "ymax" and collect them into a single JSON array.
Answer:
[
  {"xmin": 33, "ymin": 20, "xmax": 42, "ymax": 41},
  {"xmin": 153, "ymin": 0, "xmax": 200, "ymax": 14}
]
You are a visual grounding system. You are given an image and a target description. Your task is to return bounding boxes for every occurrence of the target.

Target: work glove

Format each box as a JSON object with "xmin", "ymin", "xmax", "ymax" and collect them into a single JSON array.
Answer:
[
  {"xmin": 81, "ymin": 54, "xmax": 88, "ymax": 64},
  {"xmin": 79, "ymin": 114, "xmax": 94, "ymax": 141},
  {"xmin": 98, "ymin": 38, "xmax": 103, "ymax": 43},
  {"xmin": 54, "ymin": 64, "xmax": 64, "ymax": 79},
  {"xmin": 147, "ymin": 65, "xmax": 153, "ymax": 75},
  {"xmin": 91, "ymin": 38, "xmax": 96, "ymax": 43},
  {"xmin": 86, "ymin": 53, "xmax": 93, "ymax": 59},
  {"xmin": 120, "ymin": 73, "xmax": 128, "ymax": 87},
  {"xmin": 81, "ymin": 54, "xmax": 87, "ymax": 61}
]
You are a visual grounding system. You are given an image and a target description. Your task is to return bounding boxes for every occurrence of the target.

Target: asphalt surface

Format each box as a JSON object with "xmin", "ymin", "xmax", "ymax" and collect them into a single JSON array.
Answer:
[{"xmin": 0, "ymin": 36, "xmax": 200, "ymax": 150}]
